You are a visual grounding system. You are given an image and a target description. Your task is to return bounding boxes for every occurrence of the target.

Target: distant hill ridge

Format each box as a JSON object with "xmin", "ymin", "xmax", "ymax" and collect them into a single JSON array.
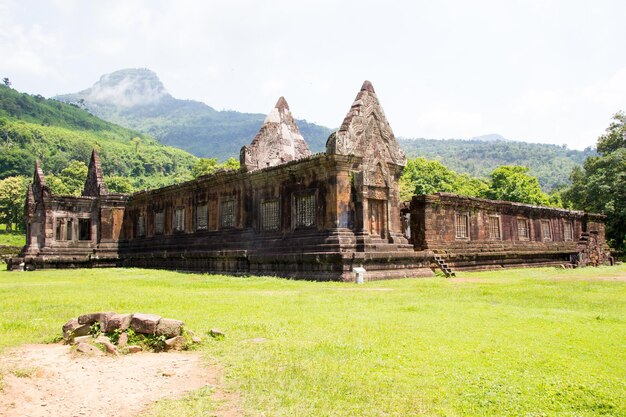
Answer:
[
  {"xmin": 0, "ymin": 83, "xmax": 196, "ymax": 189},
  {"xmin": 55, "ymin": 68, "xmax": 333, "ymax": 159},
  {"xmin": 55, "ymin": 68, "xmax": 594, "ymax": 191}
]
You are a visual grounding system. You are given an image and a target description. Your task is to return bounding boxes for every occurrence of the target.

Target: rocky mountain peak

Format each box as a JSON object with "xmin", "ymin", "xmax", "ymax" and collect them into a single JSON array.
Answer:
[{"xmin": 80, "ymin": 68, "xmax": 171, "ymax": 107}]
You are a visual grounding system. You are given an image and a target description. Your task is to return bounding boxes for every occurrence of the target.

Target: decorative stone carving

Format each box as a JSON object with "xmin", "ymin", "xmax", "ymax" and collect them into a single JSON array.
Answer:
[
  {"xmin": 326, "ymin": 80, "xmax": 406, "ymax": 168},
  {"xmin": 240, "ymin": 97, "xmax": 311, "ymax": 171}
]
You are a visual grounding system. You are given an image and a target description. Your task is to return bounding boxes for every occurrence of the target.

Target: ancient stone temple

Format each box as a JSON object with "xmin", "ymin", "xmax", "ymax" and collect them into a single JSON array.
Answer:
[{"xmin": 12, "ymin": 81, "xmax": 613, "ymax": 280}]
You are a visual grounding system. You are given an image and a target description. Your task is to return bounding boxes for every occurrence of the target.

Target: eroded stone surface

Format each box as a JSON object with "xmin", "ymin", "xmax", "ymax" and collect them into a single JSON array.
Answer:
[
  {"xmin": 105, "ymin": 313, "xmax": 132, "ymax": 333},
  {"xmin": 78, "ymin": 312, "xmax": 115, "ymax": 327},
  {"xmin": 240, "ymin": 96, "xmax": 311, "ymax": 171},
  {"xmin": 155, "ymin": 318, "xmax": 184, "ymax": 338},
  {"xmin": 75, "ymin": 342, "xmax": 102, "ymax": 356},
  {"xmin": 165, "ymin": 336, "xmax": 186, "ymax": 351},
  {"xmin": 130, "ymin": 313, "xmax": 161, "ymax": 335}
]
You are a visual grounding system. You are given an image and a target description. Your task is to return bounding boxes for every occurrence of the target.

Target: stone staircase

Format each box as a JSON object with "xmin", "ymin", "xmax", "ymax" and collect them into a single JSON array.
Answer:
[{"xmin": 433, "ymin": 254, "xmax": 456, "ymax": 277}]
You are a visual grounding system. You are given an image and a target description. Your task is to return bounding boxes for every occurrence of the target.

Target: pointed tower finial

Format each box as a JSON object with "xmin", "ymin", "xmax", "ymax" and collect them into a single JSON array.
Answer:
[
  {"xmin": 31, "ymin": 160, "xmax": 50, "ymax": 200},
  {"xmin": 83, "ymin": 149, "xmax": 108, "ymax": 196},
  {"xmin": 360, "ymin": 80, "xmax": 375, "ymax": 93},
  {"xmin": 326, "ymin": 80, "xmax": 405, "ymax": 166},
  {"xmin": 240, "ymin": 97, "xmax": 311, "ymax": 172},
  {"xmin": 275, "ymin": 96, "xmax": 289, "ymax": 110}
]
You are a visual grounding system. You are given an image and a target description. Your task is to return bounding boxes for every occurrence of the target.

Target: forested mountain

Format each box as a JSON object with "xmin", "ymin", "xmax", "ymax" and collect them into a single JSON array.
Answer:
[
  {"xmin": 398, "ymin": 138, "xmax": 595, "ymax": 191},
  {"xmin": 0, "ymin": 83, "xmax": 197, "ymax": 190},
  {"xmin": 55, "ymin": 68, "xmax": 333, "ymax": 159},
  {"xmin": 54, "ymin": 68, "xmax": 593, "ymax": 191}
]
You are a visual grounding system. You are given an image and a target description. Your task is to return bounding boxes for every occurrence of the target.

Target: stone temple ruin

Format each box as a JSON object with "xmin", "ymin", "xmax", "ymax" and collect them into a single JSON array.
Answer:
[{"xmin": 10, "ymin": 81, "xmax": 613, "ymax": 281}]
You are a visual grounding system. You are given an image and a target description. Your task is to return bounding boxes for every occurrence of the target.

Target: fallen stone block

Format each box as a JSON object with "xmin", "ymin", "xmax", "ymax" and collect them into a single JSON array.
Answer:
[
  {"xmin": 72, "ymin": 335, "xmax": 92, "ymax": 345},
  {"xmin": 209, "ymin": 328, "xmax": 225, "ymax": 338},
  {"xmin": 75, "ymin": 342, "xmax": 102, "ymax": 356},
  {"xmin": 155, "ymin": 318, "xmax": 184, "ymax": 338},
  {"xmin": 95, "ymin": 335, "xmax": 112, "ymax": 344},
  {"xmin": 95, "ymin": 340, "xmax": 118, "ymax": 356},
  {"xmin": 104, "ymin": 313, "xmax": 132, "ymax": 333},
  {"xmin": 62, "ymin": 318, "xmax": 79, "ymax": 339},
  {"xmin": 62, "ymin": 319, "xmax": 90, "ymax": 341},
  {"xmin": 126, "ymin": 345, "xmax": 142, "ymax": 353},
  {"xmin": 191, "ymin": 336, "xmax": 202, "ymax": 344},
  {"xmin": 117, "ymin": 332, "xmax": 129, "ymax": 347},
  {"xmin": 78, "ymin": 312, "xmax": 115, "ymax": 330},
  {"xmin": 130, "ymin": 313, "xmax": 161, "ymax": 335},
  {"xmin": 164, "ymin": 336, "xmax": 186, "ymax": 351}
]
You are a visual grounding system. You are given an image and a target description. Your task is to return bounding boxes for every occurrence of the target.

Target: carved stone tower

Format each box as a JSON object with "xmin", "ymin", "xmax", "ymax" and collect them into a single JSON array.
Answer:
[
  {"xmin": 240, "ymin": 97, "xmax": 311, "ymax": 171},
  {"xmin": 327, "ymin": 80, "xmax": 408, "ymax": 246}
]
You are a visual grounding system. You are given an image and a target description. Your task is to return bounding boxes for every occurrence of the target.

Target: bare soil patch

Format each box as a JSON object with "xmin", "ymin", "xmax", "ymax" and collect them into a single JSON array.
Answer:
[{"xmin": 0, "ymin": 343, "xmax": 241, "ymax": 417}]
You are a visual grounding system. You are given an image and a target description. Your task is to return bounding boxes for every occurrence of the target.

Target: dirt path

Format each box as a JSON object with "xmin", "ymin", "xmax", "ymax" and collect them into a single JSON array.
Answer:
[{"xmin": 0, "ymin": 344, "xmax": 242, "ymax": 417}]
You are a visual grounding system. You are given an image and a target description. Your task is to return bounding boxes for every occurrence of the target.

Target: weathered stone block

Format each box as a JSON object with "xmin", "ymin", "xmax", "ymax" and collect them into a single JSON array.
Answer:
[
  {"xmin": 130, "ymin": 313, "xmax": 161, "ymax": 335},
  {"xmin": 164, "ymin": 336, "xmax": 186, "ymax": 351},
  {"xmin": 75, "ymin": 342, "xmax": 102, "ymax": 356},
  {"xmin": 126, "ymin": 345, "xmax": 142, "ymax": 353},
  {"xmin": 62, "ymin": 318, "xmax": 78, "ymax": 338},
  {"xmin": 62, "ymin": 318, "xmax": 90, "ymax": 341},
  {"xmin": 78, "ymin": 312, "xmax": 115, "ymax": 327},
  {"xmin": 104, "ymin": 313, "xmax": 132, "ymax": 333},
  {"xmin": 155, "ymin": 318, "xmax": 184, "ymax": 338},
  {"xmin": 95, "ymin": 339, "xmax": 118, "ymax": 356},
  {"xmin": 72, "ymin": 335, "xmax": 92, "ymax": 345},
  {"xmin": 117, "ymin": 332, "xmax": 128, "ymax": 347},
  {"xmin": 209, "ymin": 328, "xmax": 225, "ymax": 338}
]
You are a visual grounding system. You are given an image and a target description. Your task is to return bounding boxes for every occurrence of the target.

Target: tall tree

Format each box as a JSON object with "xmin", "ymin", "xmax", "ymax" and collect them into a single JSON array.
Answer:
[
  {"xmin": 564, "ymin": 112, "xmax": 626, "ymax": 251},
  {"xmin": 485, "ymin": 165, "xmax": 552, "ymax": 206},
  {"xmin": 399, "ymin": 157, "xmax": 487, "ymax": 200},
  {"xmin": 47, "ymin": 161, "xmax": 88, "ymax": 196},
  {"xmin": 0, "ymin": 176, "xmax": 28, "ymax": 231}
]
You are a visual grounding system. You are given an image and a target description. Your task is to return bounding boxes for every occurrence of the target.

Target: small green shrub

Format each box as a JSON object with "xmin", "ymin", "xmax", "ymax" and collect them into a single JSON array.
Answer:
[{"xmin": 89, "ymin": 322, "xmax": 101, "ymax": 337}]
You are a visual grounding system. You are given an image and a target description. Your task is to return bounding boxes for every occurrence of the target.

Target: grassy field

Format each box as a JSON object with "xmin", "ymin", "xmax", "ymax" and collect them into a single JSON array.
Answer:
[
  {"xmin": 0, "ymin": 265, "xmax": 625, "ymax": 416},
  {"xmin": 0, "ymin": 224, "xmax": 24, "ymax": 248}
]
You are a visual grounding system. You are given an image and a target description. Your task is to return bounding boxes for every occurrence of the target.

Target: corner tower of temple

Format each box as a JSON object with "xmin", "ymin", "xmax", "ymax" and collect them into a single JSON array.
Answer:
[
  {"xmin": 31, "ymin": 160, "xmax": 50, "ymax": 202},
  {"xmin": 83, "ymin": 150, "xmax": 108, "ymax": 197},
  {"xmin": 240, "ymin": 97, "xmax": 311, "ymax": 171},
  {"xmin": 328, "ymin": 80, "xmax": 409, "ymax": 247}
]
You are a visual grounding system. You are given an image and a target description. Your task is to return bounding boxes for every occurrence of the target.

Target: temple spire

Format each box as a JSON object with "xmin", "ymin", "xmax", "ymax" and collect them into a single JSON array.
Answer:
[
  {"xmin": 240, "ymin": 97, "xmax": 311, "ymax": 172},
  {"xmin": 326, "ymin": 80, "xmax": 406, "ymax": 167},
  {"xmin": 32, "ymin": 160, "xmax": 50, "ymax": 201},
  {"xmin": 83, "ymin": 149, "xmax": 108, "ymax": 196}
]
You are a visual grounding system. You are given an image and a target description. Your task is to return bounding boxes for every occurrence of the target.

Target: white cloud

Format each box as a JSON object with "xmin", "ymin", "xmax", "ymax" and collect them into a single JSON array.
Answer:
[{"xmin": 1, "ymin": 0, "xmax": 625, "ymax": 150}]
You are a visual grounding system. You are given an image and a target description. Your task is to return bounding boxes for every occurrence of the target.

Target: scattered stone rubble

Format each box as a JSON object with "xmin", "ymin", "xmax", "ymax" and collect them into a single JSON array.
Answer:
[{"xmin": 61, "ymin": 312, "xmax": 202, "ymax": 355}]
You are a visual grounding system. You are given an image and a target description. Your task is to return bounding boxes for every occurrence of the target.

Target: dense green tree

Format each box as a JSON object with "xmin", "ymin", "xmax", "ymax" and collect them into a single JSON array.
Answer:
[
  {"xmin": 191, "ymin": 157, "xmax": 239, "ymax": 178},
  {"xmin": 45, "ymin": 174, "xmax": 70, "ymax": 195},
  {"xmin": 105, "ymin": 176, "xmax": 135, "ymax": 194},
  {"xmin": 192, "ymin": 158, "xmax": 219, "ymax": 178},
  {"xmin": 485, "ymin": 165, "xmax": 552, "ymax": 206},
  {"xmin": 399, "ymin": 138, "xmax": 594, "ymax": 192},
  {"xmin": 222, "ymin": 157, "xmax": 240, "ymax": 171},
  {"xmin": 0, "ymin": 176, "xmax": 28, "ymax": 231},
  {"xmin": 596, "ymin": 111, "xmax": 626, "ymax": 155},
  {"xmin": 47, "ymin": 161, "xmax": 88, "ymax": 196},
  {"xmin": 564, "ymin": 112, "xmax": 626, "ymax": 251},
  {"xmin": 399, "ymin": 157, "xmax": 488, "ymax": 200}
]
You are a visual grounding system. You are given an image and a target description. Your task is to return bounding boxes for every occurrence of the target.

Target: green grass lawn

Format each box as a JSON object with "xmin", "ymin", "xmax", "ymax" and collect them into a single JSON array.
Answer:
[
  {"xmin": 0, "ymin": 224, "xmax": 25, "ymax": 248},
  {"xmin": 1, "ymin": 265, "xmax": 625, "ymax": 416}
]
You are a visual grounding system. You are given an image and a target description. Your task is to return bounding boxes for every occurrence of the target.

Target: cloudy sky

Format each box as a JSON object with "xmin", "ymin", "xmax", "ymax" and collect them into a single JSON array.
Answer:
[{"xmin": 1, "ymin": 0, "xmax": 625, "ymax": 149}]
